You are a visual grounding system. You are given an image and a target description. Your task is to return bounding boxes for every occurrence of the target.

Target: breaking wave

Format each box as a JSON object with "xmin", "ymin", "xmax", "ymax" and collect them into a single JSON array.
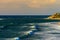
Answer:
[
  {"xmin": 20, "ymin": 22, "xmax": 60, "ymax": 40},
  {"xmin": 0, "ymin": 22, "xmax": 60, "ymax": 40}
]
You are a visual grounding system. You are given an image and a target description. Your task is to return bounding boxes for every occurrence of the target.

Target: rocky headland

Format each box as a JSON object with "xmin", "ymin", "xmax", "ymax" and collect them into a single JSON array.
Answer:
[{"xmin": 46, "ymin": 13, "xmax": 60, "ymax": 20}]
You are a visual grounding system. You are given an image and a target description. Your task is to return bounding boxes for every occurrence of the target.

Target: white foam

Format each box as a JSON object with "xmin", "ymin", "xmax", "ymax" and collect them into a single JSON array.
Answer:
[
  {"xmin": 0, "ymin": 37, "xmax": 19, "ymax": 40},
  {"xmin": 24, "ymin": 31, "xmax": 33, "ymax": 35},
  {"xmin": 0, "ymin": 18, "xmax": 4, "ymax": 20}
]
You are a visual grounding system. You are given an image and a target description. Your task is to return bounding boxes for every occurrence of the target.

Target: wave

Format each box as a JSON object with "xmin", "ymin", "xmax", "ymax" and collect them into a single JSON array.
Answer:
[
  {"xmin": 21, "ymin": 22, "xmax": 60, "ymax": 40},
  {"xmin": 0, "ymin": 18, "xmax": 4, "ymax": 20},
  {"xmin": 0, "ymin": 22, "xmax": 60, "ymax": 40}
]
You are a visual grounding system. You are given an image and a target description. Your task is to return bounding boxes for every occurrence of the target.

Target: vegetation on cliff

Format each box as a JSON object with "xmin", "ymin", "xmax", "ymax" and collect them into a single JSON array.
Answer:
[{"xmin": 48, "ymin": 13, "xmax": 60, "ymax": 19}]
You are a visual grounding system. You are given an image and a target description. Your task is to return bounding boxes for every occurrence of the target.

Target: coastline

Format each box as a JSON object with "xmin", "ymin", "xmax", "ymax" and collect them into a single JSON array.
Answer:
[{"xmin": 44, "ymin": 18, "xmax": 60, "ymax": 20}]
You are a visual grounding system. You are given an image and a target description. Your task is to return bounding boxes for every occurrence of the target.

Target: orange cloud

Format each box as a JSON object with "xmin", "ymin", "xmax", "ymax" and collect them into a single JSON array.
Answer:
[
  {"xmin": 0, "ymin": 0, "xmax": 56, "ymax": 10},
  {"xmin": 27, "ymin": 0, "xmax": 56, "ymax": 8},
  {"xmin": 50, "ymin": 0, "xmax": 56, "ymax": 4}
]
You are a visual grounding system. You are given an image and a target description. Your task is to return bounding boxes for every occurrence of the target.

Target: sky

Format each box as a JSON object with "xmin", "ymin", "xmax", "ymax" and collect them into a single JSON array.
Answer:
[{"xmin": 0, "ymin": 0, "xmax": 60, "ymax": 15}]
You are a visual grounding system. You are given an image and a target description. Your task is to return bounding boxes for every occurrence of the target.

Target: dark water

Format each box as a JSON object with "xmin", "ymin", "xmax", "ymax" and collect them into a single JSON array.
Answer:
[{"xmin": 0, "ymin": 15, "xmax": 60, "ymax": 40}]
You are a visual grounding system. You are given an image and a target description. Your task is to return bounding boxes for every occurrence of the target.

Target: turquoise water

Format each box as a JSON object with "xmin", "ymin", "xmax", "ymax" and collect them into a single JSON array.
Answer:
[{"xmin": 0, "ymin": 15, "xmax": 60, "ymax": 40}]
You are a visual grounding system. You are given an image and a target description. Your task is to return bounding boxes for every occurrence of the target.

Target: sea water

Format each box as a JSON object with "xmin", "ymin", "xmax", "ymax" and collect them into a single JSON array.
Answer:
[{"xmin": 0, "ymin": 15, "xmax": 60, "ymax": 40}]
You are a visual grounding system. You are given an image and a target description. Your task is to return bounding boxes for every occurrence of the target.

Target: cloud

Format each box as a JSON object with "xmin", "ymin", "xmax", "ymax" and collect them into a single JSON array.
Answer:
[
  {"xmin": 0, "ymin": 0, "xmax": 27, "ymax": 9},
  {"xmin": 0, "ymin": 0, "xmax": 56, "ymax": 9},
  {"xmin": 0, "ymin": 0, "xmax": 57, "ymax": 15},
  {"xmin": 26, "ymin": 0, "xmax": 56, "ymax": 8}
]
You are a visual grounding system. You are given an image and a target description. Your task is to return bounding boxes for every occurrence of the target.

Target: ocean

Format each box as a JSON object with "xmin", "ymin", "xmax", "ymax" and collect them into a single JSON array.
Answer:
[{"xmin": 0, "ymin": 15, "xmax": 60, "ymax": 40}]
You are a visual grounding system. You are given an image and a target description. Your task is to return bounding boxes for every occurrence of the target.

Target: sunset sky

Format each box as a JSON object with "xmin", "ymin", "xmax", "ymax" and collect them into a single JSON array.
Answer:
[{"xmin": 0, "ymin": 0, "xmax": 60, "ymax": 15}]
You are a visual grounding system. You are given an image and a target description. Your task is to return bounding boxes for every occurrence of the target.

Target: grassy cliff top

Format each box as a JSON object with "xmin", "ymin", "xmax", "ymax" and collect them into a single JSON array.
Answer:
[{"xmin": 48, "ymin": 13, "xmax": 60, "ymax": 18}]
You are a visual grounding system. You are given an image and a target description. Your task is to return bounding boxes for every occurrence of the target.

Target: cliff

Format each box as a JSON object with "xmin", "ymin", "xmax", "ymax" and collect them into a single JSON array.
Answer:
[{"xmin": 47, "ymin": 13, "xmax": 60, "ymax": 20}]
